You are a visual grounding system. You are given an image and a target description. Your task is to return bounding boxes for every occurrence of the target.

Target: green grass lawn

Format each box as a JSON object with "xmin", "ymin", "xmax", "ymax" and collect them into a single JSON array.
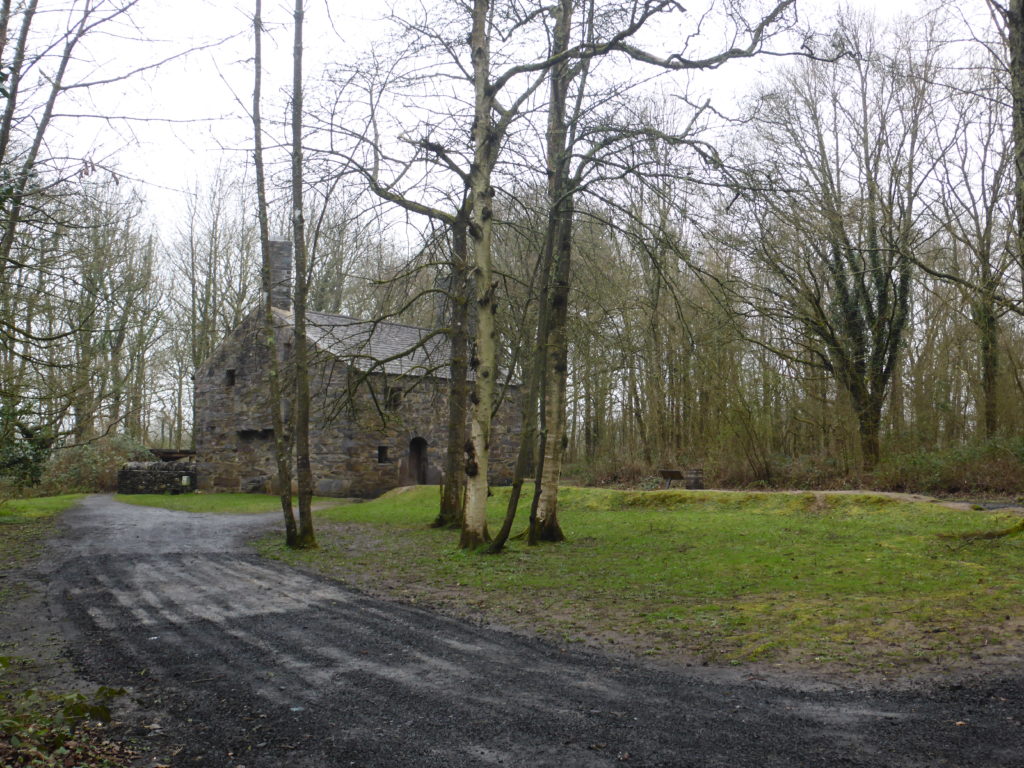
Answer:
[
  {"xmin": 253, "ymin": 485, "xmax": 1024, "ymax": 673},
  {"xmin": 0, "ymin": 495, "xmax": 84, "ymax": 570},
  {"xmin": 114, "ymin": 492, "xmax": 334, "ymax": 515},
  {"xmin": 0, "ymin": 495, "xmax": 84, "ymax": 606}
]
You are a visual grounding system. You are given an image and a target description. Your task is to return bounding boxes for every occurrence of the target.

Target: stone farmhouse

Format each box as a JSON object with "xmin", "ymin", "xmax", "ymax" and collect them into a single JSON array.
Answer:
[{"xmin": 193, "ymin": 240, "xmax": 520, "ymax": 497}]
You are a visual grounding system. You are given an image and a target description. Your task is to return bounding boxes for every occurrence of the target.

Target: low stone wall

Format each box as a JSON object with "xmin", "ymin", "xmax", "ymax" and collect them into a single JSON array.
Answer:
[{"xmin": 117, "ymin": 461, "xmax": 197, "ymax": 495}]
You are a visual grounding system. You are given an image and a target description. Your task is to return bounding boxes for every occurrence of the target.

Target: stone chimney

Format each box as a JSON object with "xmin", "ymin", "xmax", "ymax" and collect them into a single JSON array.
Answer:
[{"xmin": 268, "ymin": 238, "xmax": 292, "ymax": 312}]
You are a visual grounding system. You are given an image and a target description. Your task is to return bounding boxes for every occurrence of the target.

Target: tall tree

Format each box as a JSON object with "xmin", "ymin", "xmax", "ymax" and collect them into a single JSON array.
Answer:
[
  {"xmin": 526, "ymin": 0, "xmax": 800, "ymax": 542},
  {"xmin": 527, "ymin": 0, "xmax": 576, "ymax": 545},
  {"xmin": 922, "ymin": 60, "xmax": 1015, "ymax": 438},
  {"xmin": 461, "ymin": 0, "xmax": 500, "ymax": 548},
  {"xmin": 986, "ymin": 0, "xmax": 1024, "ymax": 304},
  {"xmin": 252, "ymin": 0, "xmax": 297, "ymax": 546},
  {"xmin": 169, "ymin": 170, "xmax": 261, "ymax": 374},
  {"xmin": 291, "ymin": 0, "xmax": 316, "ymax": 548},
  {"xmin": 737, "ymin": 17, "xmax": 937, "ymax": 470}
]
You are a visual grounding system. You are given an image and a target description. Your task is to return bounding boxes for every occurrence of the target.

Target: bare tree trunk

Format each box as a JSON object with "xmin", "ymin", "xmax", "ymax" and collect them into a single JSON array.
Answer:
[
  {"xmin": 487, "ymin": 259, "xmax": 549, "ymax": 551},
  {"xmin": 855, "ymin": 400, "xmax": 882, "ymax": 473},
  {"xmin": 977, "ymin": 292, "xmax": 999, "ymax": 438},
  {"xmin": 525, "ymin": 251, "xmax": 554, "ymax": 546},
  {"xmin": 291, "ymin": 0, "xmax": 316, "ymax": 549},
  {"xmin": 528, "ymin": 0, "xmax": 574, "ymax": 545},
  {"xmin": 1009, "ymin": 0, "xmax": 1024, "ymax": 302},
  {"xmin": 435, "ymin": 216, "xmax": 470, "ymax": 529},
  {"xmin": 174, "ymin": 367, "xmax": 185, "ymax": 449},
  {"xmin": 461, "ymin": 0, "xmax": 496, "ymax": 549},
  {"xmin": 532, "ymin": 210, "xmax": 570, "ymax": 543},
  {"xmin": 253, "ymin": 0, "xmax": 296, "ymax": 546}
]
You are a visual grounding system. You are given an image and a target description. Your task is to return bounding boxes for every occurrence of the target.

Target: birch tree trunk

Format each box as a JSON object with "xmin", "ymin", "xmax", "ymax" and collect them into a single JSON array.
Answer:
[
  {"xmin": 461, "ymin": 0, "xmax": 496, "ymax": 549},
  {"xmin": 436, "ymin": 217, "xmax": 470, "ymax": 529}
]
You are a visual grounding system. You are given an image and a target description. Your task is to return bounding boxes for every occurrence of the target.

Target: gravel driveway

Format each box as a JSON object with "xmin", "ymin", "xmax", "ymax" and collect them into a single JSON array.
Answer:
[{"xmin": 43, "ymin": 495, "xmax": 1024, "ymax": 766}]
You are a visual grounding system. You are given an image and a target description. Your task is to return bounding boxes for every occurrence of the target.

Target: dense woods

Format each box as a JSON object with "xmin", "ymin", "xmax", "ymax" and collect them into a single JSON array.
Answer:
[{"xmin": 3, "ymin": 0, "xmax": 1024, "ymax": 506}]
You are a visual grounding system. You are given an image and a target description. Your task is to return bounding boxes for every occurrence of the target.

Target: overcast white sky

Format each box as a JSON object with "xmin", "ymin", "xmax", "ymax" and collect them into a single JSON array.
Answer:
[
  {"xmin": 76, "ymin": 0, "xmax": 377, "ymax": 224},
  {"xmin": 73, "ymin": 0, "xmax": 927, "ymax": 236}
]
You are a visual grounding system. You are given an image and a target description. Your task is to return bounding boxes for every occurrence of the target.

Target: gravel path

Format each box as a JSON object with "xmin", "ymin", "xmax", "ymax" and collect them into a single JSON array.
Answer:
[{"xmin": 43, "ymin": 495, "xmax": 1024, "ymax": 766}]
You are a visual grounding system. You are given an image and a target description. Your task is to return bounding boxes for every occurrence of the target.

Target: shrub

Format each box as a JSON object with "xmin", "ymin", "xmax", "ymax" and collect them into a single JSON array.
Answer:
[
  {"xmin": 35, "ymin": 436, "xmax": 151, "ymax": 495},
  {"xmin": 0, "ymin": 407, "xmax": 57, "ymax": 491},
  {"xmin": 872, "ymin": 438, "xmax": 1024, "ymax": 495},
  {"xmin": 563, "ymin": 455, "xmax": 651, "ymax": 487}
]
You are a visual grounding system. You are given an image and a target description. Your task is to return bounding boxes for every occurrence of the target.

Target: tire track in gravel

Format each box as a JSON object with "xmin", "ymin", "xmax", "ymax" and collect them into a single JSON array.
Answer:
[{"xmin": 49, "ymin": 496, "xmax": 1024, "ymax": 767}]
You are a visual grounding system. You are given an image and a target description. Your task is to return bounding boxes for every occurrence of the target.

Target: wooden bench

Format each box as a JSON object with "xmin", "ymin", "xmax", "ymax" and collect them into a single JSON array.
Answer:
[{"xmin": 658, "ymin": 468, "xmax": 704, "ymax": 490}]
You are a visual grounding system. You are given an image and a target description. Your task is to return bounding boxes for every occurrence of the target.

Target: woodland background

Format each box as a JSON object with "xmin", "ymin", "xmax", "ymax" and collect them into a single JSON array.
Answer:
[{"xmin": 3, "ymin": 0, "xmax": 1024, "ymax": 497}]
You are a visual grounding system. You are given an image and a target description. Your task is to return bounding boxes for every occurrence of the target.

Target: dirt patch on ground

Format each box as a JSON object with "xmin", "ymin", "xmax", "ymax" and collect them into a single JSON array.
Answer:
[{"xmin": 0, "ymin": 571, "xmax": 85, "ymax": 693}]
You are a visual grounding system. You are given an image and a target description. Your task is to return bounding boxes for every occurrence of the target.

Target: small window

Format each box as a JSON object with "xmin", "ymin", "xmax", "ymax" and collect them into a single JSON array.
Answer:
[
  {"xmin": 377, "ymin": 446, "xmax": 389, "ymax": 464},
  {"xmin": 385, "ymin": 387, "xmax": 402, "ymax": 411},
  {"xmin": 225, "ymin": 369, "xmax": 236, "ymax": 387},
  {"xmin": 238, "ymin": 428, "xmax": 274, "ymax": 441}
]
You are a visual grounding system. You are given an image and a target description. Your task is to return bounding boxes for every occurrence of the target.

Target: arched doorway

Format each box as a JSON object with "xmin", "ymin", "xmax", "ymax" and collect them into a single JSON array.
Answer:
[{"xmin": 409, "ymin": 437, "xmax": 428, "ymax": 485}]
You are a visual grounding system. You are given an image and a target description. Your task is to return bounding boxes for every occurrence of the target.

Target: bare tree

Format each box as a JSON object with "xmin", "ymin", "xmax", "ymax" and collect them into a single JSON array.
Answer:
[
  {"xmin": 736, "ymin": 17, "xmax": 939, "ymax": 470},
  {"xmin": 168, "ymin": 169, "xmax": 261, "ymax": 374},
  {"xmin": 922, "ymin": 59, "xmax": 1015, "ymax": 438},
  {"xmin": 524, "ymin": 0, "xmax": 577, "ymax": 546},
  {"xmin": 252, "ymin": 0, "xmax": 297, "ymax": 546},
  {"xmin": 986, "ymin": 0, "xmax": 1024, "ymax": 302},
  {"xmin": 523, "ymin": 0, "xmax": 801, "ymax": 544},
  {"xmin": 290, "ymin": 0, "xmax": 316, "ymax": 548}
]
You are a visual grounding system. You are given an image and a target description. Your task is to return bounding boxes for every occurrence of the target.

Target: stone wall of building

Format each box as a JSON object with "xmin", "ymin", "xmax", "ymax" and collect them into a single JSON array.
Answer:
[
  {"xmin": 194, "ymin": 313, "xmax": 279, "ymax": 493},
  {"xmin": 304, "ymin": 362, "xmax": 520, "ymax": 497},
  {"xmin": 194, "ymin": 311, "xmax": 521, "ymax": 497}
]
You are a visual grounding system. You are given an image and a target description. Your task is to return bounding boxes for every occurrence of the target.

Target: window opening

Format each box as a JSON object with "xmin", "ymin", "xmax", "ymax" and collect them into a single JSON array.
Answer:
[
  {"xmin": 385, "ymin": 386, "xmax": 403, "ymax": 411},
  {"xmin": 225, "ymin": 369, "xmax": 236, "ymax": 386},
  {"xmin": 238, "ymin": 429, "xmax": 274, "ymax": 441},
  {"xmin": 377, "ymin": 446, "xmax": 389, "ymax": 464}
]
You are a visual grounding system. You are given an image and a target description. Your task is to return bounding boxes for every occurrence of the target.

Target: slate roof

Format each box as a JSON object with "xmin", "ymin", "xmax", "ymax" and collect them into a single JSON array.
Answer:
[{"xmin": 273, "ymin": 308, "xmax": 451, "ymax": 379}]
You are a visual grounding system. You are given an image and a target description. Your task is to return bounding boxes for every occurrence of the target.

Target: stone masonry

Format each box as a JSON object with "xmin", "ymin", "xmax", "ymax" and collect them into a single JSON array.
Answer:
[
  {"xmin": 117, "ymin": 461, "xmax": 197, "ymax": 495},
  {"xmin": 193, "ymin": 240, "xmax": 520, "ymax": 497}
]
